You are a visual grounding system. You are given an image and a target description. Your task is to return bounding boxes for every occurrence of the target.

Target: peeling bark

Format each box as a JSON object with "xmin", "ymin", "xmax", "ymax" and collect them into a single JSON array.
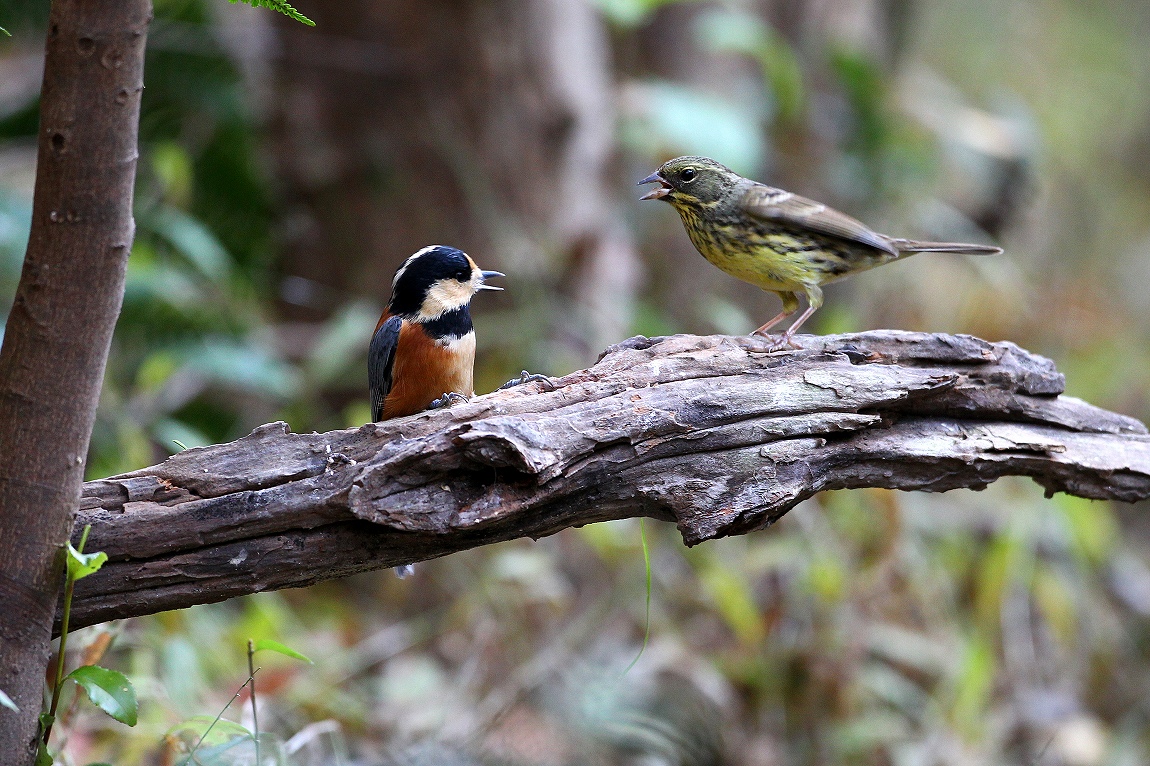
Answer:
[{"xmin": 66, "ymin": 331, "xmax": 1149, "ymax": 634}]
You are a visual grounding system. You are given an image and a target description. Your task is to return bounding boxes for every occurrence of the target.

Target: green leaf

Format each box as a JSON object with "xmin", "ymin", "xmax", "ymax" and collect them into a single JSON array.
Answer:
[
  {"xmin": 186, "ymin": 340, "xmax": 301, "ymax": 400},
  {"xmin": 35, "ymin": 741, "xmax": 53, "ymax": 766},
  {"xmin": 154, "ymin": 419, "xmax": 213, "ymax": 456},
  {"xmin": 170, "ymin": 716, "xmax": 253, "ymax": 741},
  {"xmin": 193, "ymin": 735, "xmax": 260, "ymax": 762},
  {"xmin": 167, "ymin": 715, "xmax": 253, "ymax": 764},
  {"xmin": 150, "ymin": 141, "xmax": 194, "ymax": 207},
  {"xmin": 950, "ymin": 635, "xmax": 995, "ymax": 736},
  {"xmin": 695, "ymin": 8, "xmax": 804, "ymax": 122},
  {"xmin": 622, "ymin": 81, "xmax": 766, "ymax": 174},
  {"xmin": 66, "ymin": 666, "xmax": 138, "ymax": 726},
  {"xmin": 66, "ymin": 544, "xmax": 108, "ymax": 581},
  {"xmin": 227, "ymin": 0, "xmax": 315, "ymax": 26},
  {"xmin": 0, "ymin": 26, "xmax": 10, "ymax": 37},
  {"xmin": 698, "ymin": 561, "xmax": 765, "ymax": 645},
  {"xmin": 252, "ymin": 638, "xmax": 313, "ymax": 664},
  {"xmin": 591, "ymin": 0, "xmax": 694, "ymax": 27},
  {"xmin": 0, "ymin": 687, "xmax": 18, "ymax": 712},
  {"xmin": 828, "ymin": 46, "xmax": 887, "ymax": 153},
  {"xmin": 303, "ymin": 301, "xmax": 379, "ymax": 387},
  {"xmin": 150, "ymin": 207, "xmax": 233, "ymax": 284},
  {"xmin": 1058, "ymin": 494, "xmax": 1117, "ymax": 564}
]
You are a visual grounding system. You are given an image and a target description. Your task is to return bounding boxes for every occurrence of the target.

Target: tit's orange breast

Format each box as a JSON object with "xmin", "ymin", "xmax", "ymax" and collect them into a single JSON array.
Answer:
[{"xmin": 381, "ymin": 319, "xmax": 476, "ymax": 420}]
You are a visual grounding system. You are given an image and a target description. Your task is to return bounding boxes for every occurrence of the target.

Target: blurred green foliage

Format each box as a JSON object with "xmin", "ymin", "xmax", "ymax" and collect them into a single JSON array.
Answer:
[
  {"xmin": 226, "ymin": 0, "xmax": 313, "ymax": 27},
  {"xmin": 2, "ymin": 0, "xmax": 1150, "ymax": 763},
  {"xmin": 52, "ymin": 481, "xmax": 1150, "ymax": 765},
  {"xmin": 0, "ymin": 0, "xmax": 374, "ymax": 479}
]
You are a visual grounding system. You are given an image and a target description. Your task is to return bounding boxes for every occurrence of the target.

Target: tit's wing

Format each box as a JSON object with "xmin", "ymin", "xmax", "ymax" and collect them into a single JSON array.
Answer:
[
  {"xmin": 368, "ymin": 315, "xmax": 402, "ymax": 422},
  {"xmin": 739, "ymin": 184, "xmax": 898, "ymax": 256}
]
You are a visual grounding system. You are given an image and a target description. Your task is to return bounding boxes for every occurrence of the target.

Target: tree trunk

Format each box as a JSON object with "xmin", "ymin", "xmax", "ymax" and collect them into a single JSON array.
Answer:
[
  {"xmin": 269, "ymin": 0, "xmax": 637, "ymax": 364},
  {"xmin": 0, "ymin": 0, "xmax": 149, "ymax": 758}
]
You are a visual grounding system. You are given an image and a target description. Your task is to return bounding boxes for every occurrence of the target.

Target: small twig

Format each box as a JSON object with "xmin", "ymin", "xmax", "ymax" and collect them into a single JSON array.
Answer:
[
  {"xmin": 1029, "ymin": 732, "xmax": 1057, "ymax": 765},
  {"xmin": 42, "ymin": 524, "xmax": 92, "ymax": 748},
  {"xmin": 623, "ymin": 518, "xmax": 653, "ymax": 676},
  {"xmin": 248, "ymin": 640, "xmax": 260, "ymax": 765},
  {"xmin": 184, "ymin": 668, "xmax": 261, "ymax": 764},
  {"xmin": 54, "ymin": 628, "xmax": 116, "ymax": 752}
]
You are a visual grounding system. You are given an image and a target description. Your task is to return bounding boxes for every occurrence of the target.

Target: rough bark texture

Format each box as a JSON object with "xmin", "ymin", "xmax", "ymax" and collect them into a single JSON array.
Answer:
[
  {"xmin": 67, "ymin": 331, "xmax": 1150, "ymax": 634},
  {"xmin": 0, "ymin": 0, "xmax": 149, "ymax": 758}
]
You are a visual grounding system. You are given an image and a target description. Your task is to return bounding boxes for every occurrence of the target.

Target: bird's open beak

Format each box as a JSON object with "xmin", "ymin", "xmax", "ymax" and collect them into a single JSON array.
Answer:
[
  {"xmin": 478, "ymin": 270, "xmax": 505, "ymax": 291},
  {"xmin": 638, "ymin": 172, "xmax": 671, "ymax": 200}
]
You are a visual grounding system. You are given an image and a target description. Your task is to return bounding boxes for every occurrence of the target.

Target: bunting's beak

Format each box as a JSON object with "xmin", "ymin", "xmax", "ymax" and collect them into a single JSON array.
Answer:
[
  {"xmin": 478, "ymin": 270, "xmax": 505, "ymax": 291},
  {"xmin": 638, "ymin": 172, "xmax": 671, "ymax": 200}
]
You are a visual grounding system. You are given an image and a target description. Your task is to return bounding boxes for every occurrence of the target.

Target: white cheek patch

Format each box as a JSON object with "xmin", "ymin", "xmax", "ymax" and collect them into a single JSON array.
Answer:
[{"xmin": 419, "ymin": 278, "xmax": 476, "ymax": 320}]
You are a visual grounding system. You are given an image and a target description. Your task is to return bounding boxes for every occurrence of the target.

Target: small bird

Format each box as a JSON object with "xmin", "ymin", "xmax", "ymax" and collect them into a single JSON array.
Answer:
[
  {"xmin": 639, "ymin": 156, "xmax": 1002, "ymax": 350},
  {"xmin": 369, "ymin": 245, "xmax": 503, "ymax": 422},
  {"xmin": 371, "ymin": 245, "xmax": 551, "ymax": 579}
]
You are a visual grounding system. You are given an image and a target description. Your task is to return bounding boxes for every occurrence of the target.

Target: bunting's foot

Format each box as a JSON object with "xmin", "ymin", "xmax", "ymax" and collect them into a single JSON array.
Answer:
[{"xmin": 751, "ymin": 330, "xmax": 802, "ymax": 353}]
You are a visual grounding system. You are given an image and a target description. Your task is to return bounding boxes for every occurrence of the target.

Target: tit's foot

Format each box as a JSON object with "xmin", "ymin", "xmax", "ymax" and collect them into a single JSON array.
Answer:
[
  {"xmin": 428, "ymin": 391, "xmax": 469, "ymax": 410},
  {"xmin": 497, "ymin": 370, "xmax": 555, "ymax": 391},
  {"xmin": 394, "ymin": 564, "xmax": 415, "ymax": 579},
  {"xmin": 752, "ymin": 330, "xmax": 802, "ymax": 353}
]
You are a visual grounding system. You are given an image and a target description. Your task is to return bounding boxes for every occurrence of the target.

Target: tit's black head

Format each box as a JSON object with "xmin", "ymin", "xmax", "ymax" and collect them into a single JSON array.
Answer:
[{"xmin": 388, "ymin": 245, "xmax": 503, "ymax": 320}]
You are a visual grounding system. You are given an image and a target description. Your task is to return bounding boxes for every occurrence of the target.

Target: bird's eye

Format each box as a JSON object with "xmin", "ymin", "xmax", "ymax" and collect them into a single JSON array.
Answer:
[{"xmin": 681, "ymin": 168, "xmax": 697, "ymax": 182}]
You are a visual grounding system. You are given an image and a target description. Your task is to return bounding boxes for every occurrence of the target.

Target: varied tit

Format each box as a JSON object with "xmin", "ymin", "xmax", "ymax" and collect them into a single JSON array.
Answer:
[
  {"xmin": 371, "ymin": 245, "xmax": 552, "ymax": 579},
  {"xmin": 369, "ymin": 245, "xmax": 503, "ymax": 422}
]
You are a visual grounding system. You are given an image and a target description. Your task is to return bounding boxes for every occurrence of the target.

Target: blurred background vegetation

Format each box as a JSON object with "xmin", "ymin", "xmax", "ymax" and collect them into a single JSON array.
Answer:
[{"xmin": 3, "ymin": 0, "xmax": 1150, "ymax": 763}]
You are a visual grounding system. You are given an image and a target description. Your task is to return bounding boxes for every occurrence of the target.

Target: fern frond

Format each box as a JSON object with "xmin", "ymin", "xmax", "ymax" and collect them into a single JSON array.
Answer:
[{"xmin": 228, "ymin": 0, "xmax": 315, "ymax": 27}]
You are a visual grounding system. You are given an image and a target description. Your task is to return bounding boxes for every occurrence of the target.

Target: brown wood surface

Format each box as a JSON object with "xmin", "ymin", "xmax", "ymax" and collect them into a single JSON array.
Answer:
[
  {"xmin": 0, "ymin": 0, "xmax": 150, "ymax": 758},
  {"xmin": 67, "ymin": 331, "xmax": 1150, "ymax": 635}
]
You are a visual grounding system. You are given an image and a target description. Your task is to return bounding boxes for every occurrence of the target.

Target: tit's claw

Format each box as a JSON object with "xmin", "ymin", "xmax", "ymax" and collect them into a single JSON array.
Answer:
[
  {"xmin": 497, "ymin": 370, "xmax": 555, "ymax": 391},
  {"xmin": 428, "ymin": 391, "xmax": 469, "ymax": 410}
]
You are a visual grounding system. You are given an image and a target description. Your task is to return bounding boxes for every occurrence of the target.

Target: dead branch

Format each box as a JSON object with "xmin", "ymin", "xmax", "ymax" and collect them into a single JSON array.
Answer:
[{"xmin": 67, "ymin": 331, "xmax": 1150, "ymax": 633}]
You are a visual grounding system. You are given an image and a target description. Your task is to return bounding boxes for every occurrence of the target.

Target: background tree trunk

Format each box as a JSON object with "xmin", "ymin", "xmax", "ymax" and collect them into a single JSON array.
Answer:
[
  {"xmin": 269, "ymin": 0, "xmax": 639, "ymax": 370},
  {"xmin": 0, "ymin": 0, "xmax": 148, "ymax": 758}
]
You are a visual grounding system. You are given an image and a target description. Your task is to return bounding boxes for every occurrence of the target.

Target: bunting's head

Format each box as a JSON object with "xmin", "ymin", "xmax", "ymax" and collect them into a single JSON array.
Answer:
[{"xmin": 638, "ymin": 155, "xmax": 742, "ymax": 209}]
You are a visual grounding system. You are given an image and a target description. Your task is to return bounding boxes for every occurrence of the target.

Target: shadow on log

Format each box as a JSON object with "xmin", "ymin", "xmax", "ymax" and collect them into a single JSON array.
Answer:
[{"xmin": 66, "ymin": 331, "xmax": 1150, "ymax": 633}]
